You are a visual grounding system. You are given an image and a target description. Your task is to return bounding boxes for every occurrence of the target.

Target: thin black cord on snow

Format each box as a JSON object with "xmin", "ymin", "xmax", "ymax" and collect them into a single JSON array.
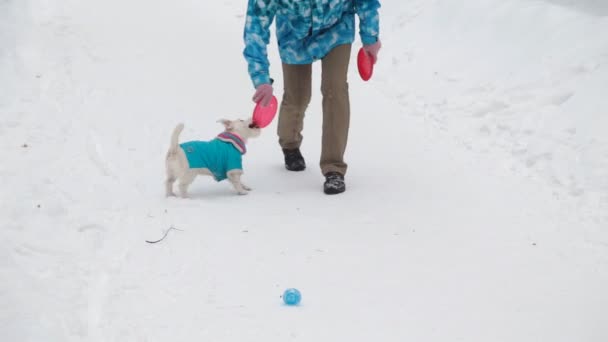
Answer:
[{"xmin": 146, "ymin": 226, "xmax": 183, "ymax": 244}]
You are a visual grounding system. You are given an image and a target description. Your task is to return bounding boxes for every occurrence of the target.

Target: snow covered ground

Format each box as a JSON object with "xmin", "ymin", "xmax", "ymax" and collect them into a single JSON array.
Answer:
[{"xmin": 1, "ymin": 0, "xmax": 607, "ymax": 341}]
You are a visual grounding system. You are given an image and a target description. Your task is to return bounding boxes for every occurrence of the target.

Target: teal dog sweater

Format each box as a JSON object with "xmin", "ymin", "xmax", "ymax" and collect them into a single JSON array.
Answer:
[{"xmin": 179, "ymin": 132, "xmax": 247, "ymax": 182}]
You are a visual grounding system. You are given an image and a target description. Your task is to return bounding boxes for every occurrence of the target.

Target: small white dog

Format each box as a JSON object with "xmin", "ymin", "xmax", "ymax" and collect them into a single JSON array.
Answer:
[{"xmin": 165, "ymin": 118, "xmax": 261, "ymax": 198}]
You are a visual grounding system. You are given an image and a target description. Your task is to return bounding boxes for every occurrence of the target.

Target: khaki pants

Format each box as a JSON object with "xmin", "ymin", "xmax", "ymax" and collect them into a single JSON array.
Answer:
[{"xmin": 277, "ymin": 44, "xmax": 352, "ymax": 175}]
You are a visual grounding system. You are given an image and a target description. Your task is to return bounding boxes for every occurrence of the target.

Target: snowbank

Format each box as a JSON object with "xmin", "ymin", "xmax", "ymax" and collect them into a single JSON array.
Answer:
[{"xmin": 379, "ymin": 0, "xmax": 608, "ymax": 199}]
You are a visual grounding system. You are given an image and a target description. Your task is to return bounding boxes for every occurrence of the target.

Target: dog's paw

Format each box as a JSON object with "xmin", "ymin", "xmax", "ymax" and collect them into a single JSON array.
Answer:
[
  {"xmin": 241, "ymin": 184, "xmax": 252, "ymax": 191},
  {"xmin": 166, "ymin": 191, "xmax": 177, "ymax": 197},
  {"xmin": 237, "ymin": 190, "xmax": 249, "ymax": 195}
]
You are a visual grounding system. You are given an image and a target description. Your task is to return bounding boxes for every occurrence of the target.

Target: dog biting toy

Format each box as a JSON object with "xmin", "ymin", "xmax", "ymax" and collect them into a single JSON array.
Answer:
[
  {"xmin": 282, "ymin": 288, "xmax": 302, "ymax": 306},
  {"xmin": 252, "ymin": 95, "xmax": 278, "ymax": 128},
  {"xmin": 357, "ymin": 47, "xmax": 374, "ymax": 81}
]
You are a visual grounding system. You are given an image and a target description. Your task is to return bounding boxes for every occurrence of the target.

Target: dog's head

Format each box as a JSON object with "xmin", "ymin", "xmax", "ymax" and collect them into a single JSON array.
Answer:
[{"xmin": 218, "ymin": 118, "xmax": 261, "ymax": 141}]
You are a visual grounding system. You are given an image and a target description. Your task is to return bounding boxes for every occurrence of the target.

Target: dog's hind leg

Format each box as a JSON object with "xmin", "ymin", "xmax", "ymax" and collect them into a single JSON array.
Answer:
[
  {"xmin": 165, "ymin": 175, "xmax": 177, "ymax": 197},
  {"xmin": 178, "ymin": 172, "xmax": 196, "ymax": 198},
  {"xmin": 165, "ymin": 124, "xmax": 184, "ymax": 197},
  {"xmin": 165, "ymin": 152, "xmax": 179, "ymax": 197}
]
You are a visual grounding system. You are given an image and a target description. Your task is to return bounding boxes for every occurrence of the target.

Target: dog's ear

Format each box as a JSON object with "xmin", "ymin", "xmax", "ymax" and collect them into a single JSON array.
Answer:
[{"xmin": 217, "ymin": 119, "xmax": 233, "ymax": 131}]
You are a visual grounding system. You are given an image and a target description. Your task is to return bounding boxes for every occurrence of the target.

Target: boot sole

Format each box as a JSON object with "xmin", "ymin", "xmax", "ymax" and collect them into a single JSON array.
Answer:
[
  {"xmin": 324, "ymin": 188, "xmax": 345, "ymax": 195},
  {"xmin": 323, "ymin": 184, "xmax": 346, "ymax": 195},
  {"xmin": 285, "ymin": 165, "xmax": 306, "ymax": 171}
]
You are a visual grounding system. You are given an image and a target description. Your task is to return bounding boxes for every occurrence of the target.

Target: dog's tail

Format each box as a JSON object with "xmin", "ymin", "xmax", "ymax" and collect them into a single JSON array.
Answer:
[{"xmin": 169, "ymin": 123, "xmax": 184, "ymax": 154}]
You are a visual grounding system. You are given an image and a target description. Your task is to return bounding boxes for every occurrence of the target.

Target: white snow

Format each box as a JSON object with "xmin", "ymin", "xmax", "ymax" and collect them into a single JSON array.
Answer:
[{"xmin": 1, "ymin": 0, "xmax": 607, "ymax": 341}]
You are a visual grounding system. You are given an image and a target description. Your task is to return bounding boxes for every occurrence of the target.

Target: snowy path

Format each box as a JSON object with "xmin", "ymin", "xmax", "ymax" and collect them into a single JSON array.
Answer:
[{"xmin": 1, "ymin": 1, "xmax": 607, "ymax": 341}]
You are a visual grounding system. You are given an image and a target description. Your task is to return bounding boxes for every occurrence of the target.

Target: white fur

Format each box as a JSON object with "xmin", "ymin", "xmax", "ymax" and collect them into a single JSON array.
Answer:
[{"xmin": 165, "ymin": 119, "xmax": 261, "ymax": 198}]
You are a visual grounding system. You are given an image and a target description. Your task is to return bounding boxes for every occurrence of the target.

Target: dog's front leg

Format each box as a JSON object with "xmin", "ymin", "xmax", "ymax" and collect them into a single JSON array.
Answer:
[{"xmin": 227, "ymin": 170, "xmax": 249, "ymax": 195}]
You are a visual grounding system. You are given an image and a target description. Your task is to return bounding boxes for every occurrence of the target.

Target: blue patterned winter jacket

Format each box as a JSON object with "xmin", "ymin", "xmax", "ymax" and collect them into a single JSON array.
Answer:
[{"xmin": 243, "ymin": 0, "xmax": 381, "ymax": 87}]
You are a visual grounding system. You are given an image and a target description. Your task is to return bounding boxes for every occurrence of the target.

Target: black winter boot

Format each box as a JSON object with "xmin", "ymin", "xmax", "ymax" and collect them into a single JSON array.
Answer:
[
  {"xmin": 283, "ymin": 148, "xmax": 306, "ymax": 171},
  {"xmin": 323, "ymin": 172, "xmax": 346, "ymax": 195}
]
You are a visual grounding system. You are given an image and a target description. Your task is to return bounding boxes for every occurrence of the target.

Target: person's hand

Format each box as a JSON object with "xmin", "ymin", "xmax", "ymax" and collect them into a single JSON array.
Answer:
[
  {"xmin": 252, "ymin": 83, "xmax": 273, "ymax": 106},
  {"xmin": 363, "ymin": 40, "xmax": 382, "ymax": 64}
]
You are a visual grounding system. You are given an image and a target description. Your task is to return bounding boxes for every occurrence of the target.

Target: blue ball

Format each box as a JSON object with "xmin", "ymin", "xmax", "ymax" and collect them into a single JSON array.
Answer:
[{"xmin": 282, "ymin": 288, "xmax": 302, "ymax": 306}]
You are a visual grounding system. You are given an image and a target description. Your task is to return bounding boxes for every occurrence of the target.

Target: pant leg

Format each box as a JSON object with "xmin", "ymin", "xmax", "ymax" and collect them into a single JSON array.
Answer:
[
  {"xmin": 278, "ymin": 63, "xmax": 312, "ymax": 150},
  {"xmin": 320, "ymin": 44, "xmax": 352, "ymax": 175}
]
